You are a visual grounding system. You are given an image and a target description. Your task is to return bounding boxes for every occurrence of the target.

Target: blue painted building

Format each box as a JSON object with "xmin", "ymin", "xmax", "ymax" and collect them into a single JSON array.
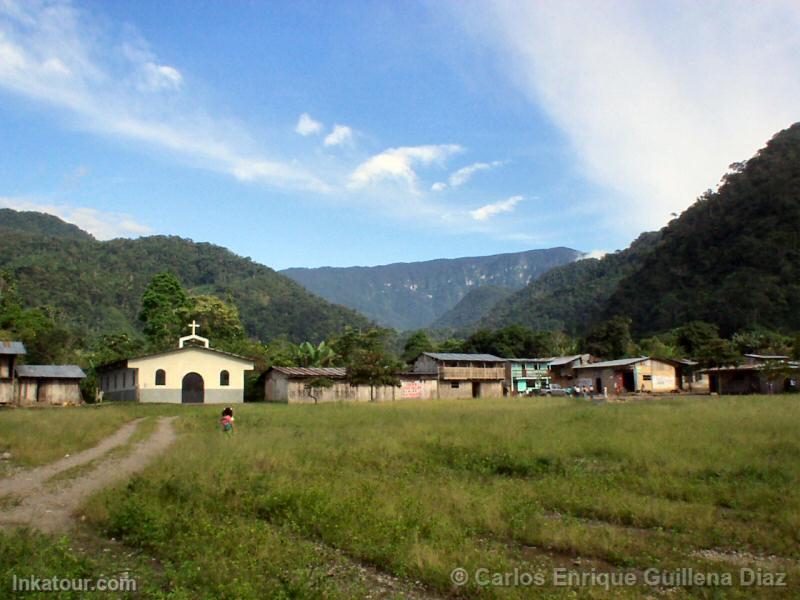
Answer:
[{"xmin": 505, "ymin": 358, "xmax": 552, "ymax": 395}]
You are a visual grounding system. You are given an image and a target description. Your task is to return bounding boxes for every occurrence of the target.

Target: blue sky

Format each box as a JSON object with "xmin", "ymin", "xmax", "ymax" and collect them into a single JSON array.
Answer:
[{"xmin": 1, "ymin": 1, "xmax": 799, "ymax": 269}]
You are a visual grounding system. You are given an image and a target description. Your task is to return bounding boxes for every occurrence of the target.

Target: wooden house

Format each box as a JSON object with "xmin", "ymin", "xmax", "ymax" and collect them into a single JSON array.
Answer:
[
  {"xmin": 262, "ymin": 366, "xmax": 437, "ymax": 403},
  {"xmin": 573, "ymin": 357, "xmax": 678, "ymax": 395},
  {"xmin": 0, "ymin": 341, "xmax": 25, "ymax": 405},
  {"xmin": 702, "ymin": 356, "xmax": 799, "ymax": 394},
  {"xmin": 547, "ymin": 354, "xmax": 591, "ymax": 387},
  {"xmin": 15, "ymin": 365, "xmax": 86, "ymax": 406},
  {"xmin": 412, "ymin": 352, "xmax": 506, "ymax": 398}
]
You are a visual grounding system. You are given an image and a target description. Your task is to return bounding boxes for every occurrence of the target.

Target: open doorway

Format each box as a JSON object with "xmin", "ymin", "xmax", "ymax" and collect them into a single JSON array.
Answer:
[
  {"xmin": 472, "ymin": 382, "xmax": 480, "ymax": 398},
  {"xmin": 622, "ymin": 371, "xmax": 635, "ymax": 392}
]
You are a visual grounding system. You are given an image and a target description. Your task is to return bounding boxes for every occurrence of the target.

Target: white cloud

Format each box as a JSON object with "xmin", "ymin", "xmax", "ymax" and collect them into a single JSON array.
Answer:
[
  {"xmin": 457, "ymin": 1, "xmax": 800, "ymax": 232},
  {"xmin": 348, "ymin": 144, "xmax": 463, "ymax": 193},
  {"xmin": 324, "ymin": 124, "xmax": 353, "ymax": 147},
  {"xmin": 469, "ymin": 195, "xmax": 523, "ymax": 221},
  {"xmin": 0, "ymin": 0, "xmax": 326, "ymax": 192},
  {"xmin": 140, "ymin": 62, "xmax": 182, "ymax": 91},
  {"xmin": 295, "ymin": 112, "xmax": 323, "ymax": 136},
  {"xmin": 431, "ymin": 181, "xmax": 447, "ymax": 192},
  {"xmin": 449, "ymin": 160, "xmax": 504, "ymax": 187},
  {"xmin": 582, "ymin": 249, "xmax": 607, "ymax": 260},
  {"xmin": 0, "ymin": 197, "xmax": 152, "ymax": 240}
]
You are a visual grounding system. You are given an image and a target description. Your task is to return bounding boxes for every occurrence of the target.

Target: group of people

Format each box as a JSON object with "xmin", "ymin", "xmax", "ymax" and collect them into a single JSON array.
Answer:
[{"xmin": 573, "ymin": 385, "xmax": 607, "ymax": 399}]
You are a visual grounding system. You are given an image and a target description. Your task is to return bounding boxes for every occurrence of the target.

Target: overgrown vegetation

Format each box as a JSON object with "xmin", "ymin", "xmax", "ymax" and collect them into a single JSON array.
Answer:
[
  {"xmin": 0, "ymin": 211, "xmax": 369, "ymax": 344},
  {"xmin": 483, "ymin": 124, "xmax": 800, "ymax": 339},
  {"xmin": 2, "ymin": 397, "xmax": 798, "ymax": 598}
]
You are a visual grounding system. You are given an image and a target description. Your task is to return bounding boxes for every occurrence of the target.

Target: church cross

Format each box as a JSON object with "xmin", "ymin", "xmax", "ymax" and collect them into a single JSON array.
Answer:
[{"xmin": 188, "ymin": 320, "xmax": 199, "ymax": 336}]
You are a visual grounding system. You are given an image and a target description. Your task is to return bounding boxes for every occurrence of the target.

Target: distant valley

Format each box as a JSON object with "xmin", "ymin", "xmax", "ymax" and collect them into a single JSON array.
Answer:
[{"xmin": 281, "ymin": 247, "xmax": 583, "ymax": 330}]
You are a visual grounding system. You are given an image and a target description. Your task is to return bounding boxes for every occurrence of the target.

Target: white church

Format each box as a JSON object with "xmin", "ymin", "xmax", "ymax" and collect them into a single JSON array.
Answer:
[{"xmin": 98, "ymin": 322, "xmax": 254, "ymax": 404}]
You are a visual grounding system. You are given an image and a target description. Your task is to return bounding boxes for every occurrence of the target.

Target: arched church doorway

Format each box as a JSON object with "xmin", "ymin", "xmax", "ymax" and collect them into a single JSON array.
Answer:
[{"xmin": 182, "ymin": 372, "xmax": 204, "ymax": 404}]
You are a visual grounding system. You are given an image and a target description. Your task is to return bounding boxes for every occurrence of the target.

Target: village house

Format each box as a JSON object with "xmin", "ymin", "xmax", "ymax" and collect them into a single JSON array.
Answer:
[
  {"xmin": 98, "ymin": 322, "xmax": 254, "ymax": 404},
  {"xmin": 701, "ymin": 355, "xmax": 799, "ymax": 395},
  {"xmin": 505, "ymin": 358, "xmax": 551, "ymax": 395},
  {"xmin": 547, "ymin": 354, "xmax": 591, "ymax": 388},
  {"xmin": 671, "ymin": 358, "xmax": 709, "ymax": 392},
  {"xmin": 1, "ymin": 341, "xmax": 86, "ymax": 406},
  {"xmin": 15, "ymin": 365, "xmax": 86, "ymax": 406},
  {"xmin": 573, "ymin": 357, "xmax": 679, "ymax": 395},
  {"xmin": 262, "ymin": 366, "xmax": 437, "ymax": 403},
  {"xmin": 411, "ymin": 352, "xmax": 506, "ymax": 398},
  {"xmin": 0, "ymin": 341, "xmax": 25, "ymax": 405}
]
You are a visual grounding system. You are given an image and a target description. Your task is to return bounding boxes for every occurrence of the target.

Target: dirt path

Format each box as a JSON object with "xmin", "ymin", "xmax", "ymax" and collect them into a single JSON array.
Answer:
[
  {"xmin": 0, "ymin": 417, "xmax": 145, "ymax": 498},
  {"xmin": 0, "ymin": 416, "xmax": 177, "ymax": 533}
]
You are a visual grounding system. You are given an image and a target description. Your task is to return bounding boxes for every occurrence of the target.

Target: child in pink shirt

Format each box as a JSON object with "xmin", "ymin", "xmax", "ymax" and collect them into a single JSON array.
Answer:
[{"xmin": 220, "ymin": 407, "xmax": 235, "ymax": 435}]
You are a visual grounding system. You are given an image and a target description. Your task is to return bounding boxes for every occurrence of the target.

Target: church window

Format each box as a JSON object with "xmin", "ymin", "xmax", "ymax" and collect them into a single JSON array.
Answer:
[
  {"xmin": 220, "ymin": 370, "xmax": 230, "ymax": 386},
  {"xmin": 155, "ymin": 369, "xmax": 166, "ymax": 386}
]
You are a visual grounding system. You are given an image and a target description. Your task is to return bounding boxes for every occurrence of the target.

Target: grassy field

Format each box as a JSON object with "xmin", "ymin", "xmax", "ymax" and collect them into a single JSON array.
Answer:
[{"xmin": 1, "ymin": 395, "xmax": 799, "ymax": 598}]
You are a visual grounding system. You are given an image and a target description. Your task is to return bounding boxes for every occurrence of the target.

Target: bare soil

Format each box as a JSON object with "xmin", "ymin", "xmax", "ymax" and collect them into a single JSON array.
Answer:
[{"xmin": 0, "ymin": 416, "xmax": 177, "ymax": 532}]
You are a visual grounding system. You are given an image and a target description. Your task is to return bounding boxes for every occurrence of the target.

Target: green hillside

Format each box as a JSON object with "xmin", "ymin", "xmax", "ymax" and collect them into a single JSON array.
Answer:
[
  {"xmin": 282, "ymin": 247, "xmax": 582, "ymax": 330},
  {"xmin": 0, "ymin": 208, "xmax": 93, "ymax": 241},
  {"xmin": 0, "ymin": 214, "xmax": 370, "ymax": 343},
  {"xmin": 485, "ymin": 123, "xmax": 800, "ymax": 338},
  {"xmin": 486, "ymin": 232, "xmax": 661, "ymax": 334},
  {"xmin": 606, "ymin": 123, "xmax": 800, "ymax": 336},
  {"xmin": 430, "ymin": 285, "xmax": 513, "ymax": 332}
]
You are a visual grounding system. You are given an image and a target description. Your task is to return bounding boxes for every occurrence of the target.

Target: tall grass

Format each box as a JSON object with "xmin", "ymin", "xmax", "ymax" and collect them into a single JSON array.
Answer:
[
  {"xmin": 3, "ymin": 396, "xmax": 799, "ymax": 597},
  {"xmin": 0, "ymin": 403, "xmax": 177, "ymax": 467}
]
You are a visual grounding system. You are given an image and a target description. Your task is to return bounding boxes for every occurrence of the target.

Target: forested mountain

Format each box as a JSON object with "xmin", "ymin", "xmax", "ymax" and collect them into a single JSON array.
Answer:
[
  {"xmin": 607, "ymin": 123, "xmax": 800, "ymax": 336},
  {"xmin": 0, "ymin": 212, "xmax": 370, "ymax": 343},
  {"xmin": 281, "ymin": 247, "xmax": 582, "ymax": 330},
  {"xmin": 485, "ymin": 232, "xmax": 661, "ymax": 334},
  {"xmin": 430, "ymin": 285, "xmax": 513, "ymax": 332},
  {"xmin": 484, "ymin": 123, "xmax": 800, "ymax": 337},
  {"xmin": 0, "ymin": 209, "xmax": 92, "ymax": 241}
]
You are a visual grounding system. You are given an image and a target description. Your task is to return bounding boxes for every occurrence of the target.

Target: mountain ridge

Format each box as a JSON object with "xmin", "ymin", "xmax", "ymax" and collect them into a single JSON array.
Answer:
[
  {"xmin": 0, "ymin": 212, "xmax": 370, "ymax": 343},
  {"xmin": 478, "ymin": 122, "xmax": 800, "ymax": 337},
  {"xmin": 282, "ymin": 247, "xmax": 583, "ymax": 330}
]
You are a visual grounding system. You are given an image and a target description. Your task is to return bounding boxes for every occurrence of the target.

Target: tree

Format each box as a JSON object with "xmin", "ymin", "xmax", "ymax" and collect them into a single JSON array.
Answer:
[
  {"xmin": 402, "ymin": 330, "xmax": 435, "ymax": 364},
  {"xmin": 582, "ymin": 316, "xmax": 634, "ymax": 359},
  {"xmin": 304, "ymin": 377, "xmax": 334, "ymax": 404},
  {"xmin": 292, "ymin": 341, "xmax": 336, "ymax": 367},
  {"xmin": 188, "ymin": 294, "xmax": 245, "ymax": 346},
  {"xmin": 674, "ymin": 321, "xmax": 721, "ymax": 356},
  {"xmin": 437, "ymin": 338, "xmax": 465, "ymax": 353},
  {"xmin": 731, "ymin": 328, "xmax": 791, "ymax": 356},
  {"xmin": 463, "ymin": 325, "xmax": 562, "ymax": 358},
  {"xmin": 695, "ymin": 338, "xmax": 741, "ymax": 369},
  {"xmin": 139, "ymin": 273, "xmax": 191, "ymax": 350},
  {"xmin": 342, "ymin": 328, "xmax": 401, "ymax": 402}
]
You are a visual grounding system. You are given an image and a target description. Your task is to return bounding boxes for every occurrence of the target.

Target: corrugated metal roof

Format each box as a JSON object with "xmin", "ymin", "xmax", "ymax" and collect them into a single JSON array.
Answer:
[
  {"xmin": 574, "ymin": 357, "xmax": 649, "ymax": 369},
  {"xmin": 744, "ymin": 354, "xmax": 789, "ymax": 360},
  {"xmin": 16, "ymin": 365, "xmax": 86, "ymax": 379},
  {"xmin": 505, "ymin": 357, "xmax": 551, "ymax": 363},
  {"xmin": 0, "ymin": 341, "xmax": 26, "ymax": 355},
  {"xmin": 270, "ymin": 366, "xmax": 347, "ymax": 378},
  {"xmin": 670, "ymin": 358, "xmax": 698, "ymax": 366},
  {"xmin": 422, "ymin": 352, "xmax": 506, "ymax": 362},
  {"xmin": 548, "ymin": 355, "xmax": 584, "ymax": 366},
  {"xmin": 700, "ymin": 361, "xmax": 800, "ymax": 373}
]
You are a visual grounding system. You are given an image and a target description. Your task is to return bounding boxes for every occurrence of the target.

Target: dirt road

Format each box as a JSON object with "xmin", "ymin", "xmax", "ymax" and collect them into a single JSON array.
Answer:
[{"xmin": 0, "ymin": 416, "xmax": 177, "ymax": 532}]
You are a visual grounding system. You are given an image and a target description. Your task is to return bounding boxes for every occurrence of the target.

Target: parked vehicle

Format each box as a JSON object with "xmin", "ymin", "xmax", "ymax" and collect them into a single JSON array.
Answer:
[{"xmin": 534, "ymin": 384, "xmax": 569, "ymax": 397}]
